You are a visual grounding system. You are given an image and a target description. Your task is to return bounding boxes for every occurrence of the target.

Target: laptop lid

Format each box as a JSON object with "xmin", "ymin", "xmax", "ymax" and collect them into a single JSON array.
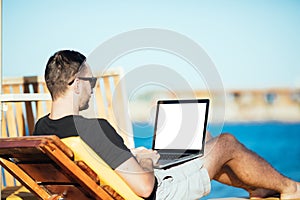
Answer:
[{"xmin": 152, "ymin": 99, "xmax": 209, "ymax": 155}]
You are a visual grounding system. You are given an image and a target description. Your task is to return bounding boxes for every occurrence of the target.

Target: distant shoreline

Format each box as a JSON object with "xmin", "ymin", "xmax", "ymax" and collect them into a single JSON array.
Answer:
[{"xmin": 128, "ymin": 89, "xmax": 300, "ymax": 123}]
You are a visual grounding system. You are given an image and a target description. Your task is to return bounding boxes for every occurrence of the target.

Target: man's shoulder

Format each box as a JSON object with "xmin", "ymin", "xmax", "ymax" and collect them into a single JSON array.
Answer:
[
  {"xmin": 73, "ymin": 116, "xmax": 108, "ymax": 124},
  {"xmin": 36, "ymin": 115, "xmax": 110, "ymax": 126},
  {"xmin": 72, "ymin": 116, "xmax": 116, "ymax": 133},
  {"xmin": 35, "ymin": 114, "xmax": 50, "ymax": 125}
]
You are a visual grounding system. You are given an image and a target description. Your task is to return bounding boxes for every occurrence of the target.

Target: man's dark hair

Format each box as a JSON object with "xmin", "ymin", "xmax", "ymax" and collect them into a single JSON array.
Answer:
[{"xmin": 45, "ymin": 50, "xmax": 86, "ymax": 100}]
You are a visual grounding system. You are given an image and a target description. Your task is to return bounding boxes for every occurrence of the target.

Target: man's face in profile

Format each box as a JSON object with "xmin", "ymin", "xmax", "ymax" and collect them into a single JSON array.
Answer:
[{"xmin": 78, "ymin": 64, "xmax": 95, "ymax": 111}]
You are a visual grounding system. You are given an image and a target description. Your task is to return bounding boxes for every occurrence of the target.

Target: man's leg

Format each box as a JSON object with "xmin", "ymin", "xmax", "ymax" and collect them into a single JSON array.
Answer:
[
  {"xmin": 203, "ymin": 133, "xmax": 300, "ymax": 199},
  {"xmin": 214, "ymin": 164, "xmax": 279, "ymax": 198},
  {"xmin": 205, "ymin": 132, "xmax": 277, "ymax": 197}
]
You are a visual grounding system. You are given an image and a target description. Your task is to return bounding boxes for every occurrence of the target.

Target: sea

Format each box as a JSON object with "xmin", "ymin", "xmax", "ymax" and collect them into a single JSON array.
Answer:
[{"xmin": 133, "ymin": 121, "xmax": 300, "ymax": 199}]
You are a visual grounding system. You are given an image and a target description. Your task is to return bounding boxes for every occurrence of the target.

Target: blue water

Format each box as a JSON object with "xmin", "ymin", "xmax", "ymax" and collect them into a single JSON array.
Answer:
[{"xmin": 133, "ymin": 122, "xmax": 300, "ymax": 199}]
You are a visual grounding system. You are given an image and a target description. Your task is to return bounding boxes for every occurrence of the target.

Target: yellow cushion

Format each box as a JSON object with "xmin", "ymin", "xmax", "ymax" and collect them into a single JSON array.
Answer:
[{"xmin": 62, "ymin": 136, "xmax": 143, "ymax": 200}]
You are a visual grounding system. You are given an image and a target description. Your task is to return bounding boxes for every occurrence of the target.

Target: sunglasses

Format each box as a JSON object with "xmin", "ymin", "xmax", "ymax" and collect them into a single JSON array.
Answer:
[{"xmin": 68, "ymin": 77, "xmax": 97, "ymax": 88}]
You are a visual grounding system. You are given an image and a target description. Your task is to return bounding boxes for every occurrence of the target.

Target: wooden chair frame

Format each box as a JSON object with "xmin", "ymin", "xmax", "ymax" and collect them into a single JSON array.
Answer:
[{"xmin": 0, "ymin": 135, "xmax": 123, "ymax": 200}]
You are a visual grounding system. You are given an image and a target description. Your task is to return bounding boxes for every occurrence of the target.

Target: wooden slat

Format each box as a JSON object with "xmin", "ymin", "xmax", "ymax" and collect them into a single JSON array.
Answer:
[
  {"xmin": 5, "ymin": 102, "xmax": 16, "ymax": 137},
  {"xmin": 37, "ymin": 83, "xmax": 44, "ymax": 120},
  {"xmin": 12, "ymin": 85, "xmax": 25, "ymax": 137},
  {"xmin": 0, "ymin": 136, "xmax": 74, "ymax": 159},
  {"xmin": 43, "ymin": 82, "xmax": 51, "ymax": 116},
  {"xmin": 0, "ymin": 158, "xmax": 51, "ymax": 199},
  {"xmin": 103, "ymin": 76, "xmax": 114, "ymax": 126},
  {"xmin": 2, "ymin": 85, "xmax": 12, "ymax": 137},
  {"xmin": 1, "ymin": 109, "xmax": 7, "ymax": 138},
  {"xmin": 113, "ymin": 74, "xmax": 121, "ymax": 126},
  {"xmin": 95, "ymin": 79, "xmax": 107, "ymax": 119},
  {"xmin": 0, "ymin": 93, "xmax": 51, "ymax": 102},
  {"xmin": 23, "ymin": 84, "xmax": 35, "ymax": 136},
  {"xmin": 3, "ymin": 76, "xmax": 45, "ymax": 85},
  {"xmin": 36, "ymin": 83, "xmax": 48, "ymax": 119},
  {"xmin": 19, "ymin": 163, "xmax": 72, "ymax": 183},
  {"xmin": 3, "ymin": 166, "xmax": 16, "ymax": 188}
]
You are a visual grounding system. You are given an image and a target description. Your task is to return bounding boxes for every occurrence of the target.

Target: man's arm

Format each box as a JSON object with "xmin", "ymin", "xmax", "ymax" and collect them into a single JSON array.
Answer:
[{"xmin": 115, "ymin": 148, "xmax": 159, "ymax": 198}]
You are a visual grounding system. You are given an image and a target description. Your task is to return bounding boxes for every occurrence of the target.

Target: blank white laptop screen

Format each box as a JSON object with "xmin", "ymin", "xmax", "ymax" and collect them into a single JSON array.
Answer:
[{"xmin": 154, "ymin": 100, "xmax": 208, "ymax": 150}]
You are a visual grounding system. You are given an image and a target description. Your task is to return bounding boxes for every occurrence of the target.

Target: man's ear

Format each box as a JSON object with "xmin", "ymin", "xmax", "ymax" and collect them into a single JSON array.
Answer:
[{"xmin": 73, "ymin": 79, "xmax": 81, "ymax": 94}]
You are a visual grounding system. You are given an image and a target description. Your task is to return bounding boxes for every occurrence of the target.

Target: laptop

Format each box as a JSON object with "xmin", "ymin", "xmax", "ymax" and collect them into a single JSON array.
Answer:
[{"xmin": 152, "ymin": 99, "xmax": 209, "ymax": 169}]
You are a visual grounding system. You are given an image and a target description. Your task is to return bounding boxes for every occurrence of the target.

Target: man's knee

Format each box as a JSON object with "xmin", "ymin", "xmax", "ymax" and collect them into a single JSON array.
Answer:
[{"xmin": 218, "ymin": 133, "xmax": 239, "ymax": 146}]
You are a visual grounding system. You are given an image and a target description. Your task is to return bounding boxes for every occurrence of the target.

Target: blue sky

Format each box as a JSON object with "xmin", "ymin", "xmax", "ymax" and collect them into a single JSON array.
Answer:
[{"xmin": 3, "ymin": 0, "xmax": 300, "ymax": 89}]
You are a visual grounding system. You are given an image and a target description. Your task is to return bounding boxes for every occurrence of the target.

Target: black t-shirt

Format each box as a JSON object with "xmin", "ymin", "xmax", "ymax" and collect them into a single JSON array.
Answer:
[
  {"xmin": 33, "ymin": 114, "xmax": 132, "ymax": 169},
  {"xmin": 33, "ymin": 114, "xmax": 157, "ymax": 199}
]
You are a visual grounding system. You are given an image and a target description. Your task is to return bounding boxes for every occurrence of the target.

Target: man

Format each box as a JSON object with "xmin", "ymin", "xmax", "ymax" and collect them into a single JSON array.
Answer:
[{"xmin": 34, "ymin": 50, "xmax": 300, "ymax": 199}]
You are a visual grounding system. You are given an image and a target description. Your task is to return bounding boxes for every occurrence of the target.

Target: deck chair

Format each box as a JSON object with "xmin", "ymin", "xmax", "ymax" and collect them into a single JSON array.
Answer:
[{"xmin": 0, "ymin": 135, "xmax": 142, "ymax": 200}]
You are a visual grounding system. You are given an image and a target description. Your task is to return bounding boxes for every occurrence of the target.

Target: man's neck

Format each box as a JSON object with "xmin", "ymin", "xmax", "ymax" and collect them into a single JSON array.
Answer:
[{"xmin": 49, "ymin": 95, "xmax": 79, "ymax": 120}]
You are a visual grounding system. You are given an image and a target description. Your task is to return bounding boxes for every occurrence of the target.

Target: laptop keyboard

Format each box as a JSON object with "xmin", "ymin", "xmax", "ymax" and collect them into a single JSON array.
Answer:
[{"xmin": 159, "ymin": 153, "xmax": 187, "ymax": 160}]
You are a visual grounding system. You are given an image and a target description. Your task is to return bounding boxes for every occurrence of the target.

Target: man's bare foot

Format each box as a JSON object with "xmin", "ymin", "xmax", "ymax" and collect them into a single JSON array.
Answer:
[
  {"xmin": 280, "ymin": 183, "xmax": 300, "ymax": 200},
  {"xmin": 249, "ymin": 188, "xmax": 279, "ymax": 199}
]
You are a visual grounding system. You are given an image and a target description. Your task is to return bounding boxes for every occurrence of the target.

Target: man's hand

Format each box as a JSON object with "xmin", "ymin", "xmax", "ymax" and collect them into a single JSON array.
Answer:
[{"xmin": 131, "ymin": 147, "xmax": 160, "ymax": 166}]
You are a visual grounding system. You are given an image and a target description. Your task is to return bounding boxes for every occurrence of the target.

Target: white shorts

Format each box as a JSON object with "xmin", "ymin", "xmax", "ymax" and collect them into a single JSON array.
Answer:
[{"xmin": 154, "ymin": 158, "xmax": 211, "ymax": 200}]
